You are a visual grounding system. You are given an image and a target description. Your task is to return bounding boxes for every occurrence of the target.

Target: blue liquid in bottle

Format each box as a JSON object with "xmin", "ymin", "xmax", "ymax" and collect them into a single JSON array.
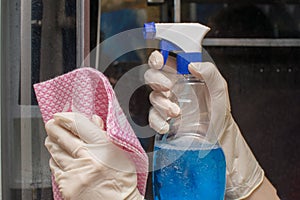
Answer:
[{"xmin": 153, "ymin": 143, "xmax": 226, "ymax": 200}]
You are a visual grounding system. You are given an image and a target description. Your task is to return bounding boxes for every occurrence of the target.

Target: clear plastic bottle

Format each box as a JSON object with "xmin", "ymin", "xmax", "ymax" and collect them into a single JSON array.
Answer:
[{"xmin": 153, "ymin": 73, "xmax": 226, "ymax": 200}]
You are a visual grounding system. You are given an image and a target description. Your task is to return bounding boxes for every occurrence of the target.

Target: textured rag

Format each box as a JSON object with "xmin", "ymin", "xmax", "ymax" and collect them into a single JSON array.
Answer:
[{"xmin": 34, "ymin": 67, "xmax": 148, "ymax": 199}]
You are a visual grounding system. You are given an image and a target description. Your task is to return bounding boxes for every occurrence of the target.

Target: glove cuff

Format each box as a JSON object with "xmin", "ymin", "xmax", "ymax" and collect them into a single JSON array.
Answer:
[
  {"xmin": 226, "ymin": 166, "xmax": 264, "ymax": 200},
  {"xmin": 238, "ymin": 170, "xmax": 265, "ymax": 200},
  {"xmin": 221, "ymin": 115, "xmax": 265, "ymax": 200}
]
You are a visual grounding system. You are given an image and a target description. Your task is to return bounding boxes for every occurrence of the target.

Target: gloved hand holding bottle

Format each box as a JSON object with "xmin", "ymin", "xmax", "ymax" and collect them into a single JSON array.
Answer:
[
  {"xmin": 145, "ymin": 50, "xmax": 280, "ymax": 200},
  {"xmin": 44, "ymin": 112, "xmax": 144, "ymax": 200}
]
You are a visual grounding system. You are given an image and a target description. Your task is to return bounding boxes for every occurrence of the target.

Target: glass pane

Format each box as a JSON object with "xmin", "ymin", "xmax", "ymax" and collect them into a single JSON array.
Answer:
[
  {"xmin": 182, "ymin": 2, "xmax": 300, "ymax": 38},
  {"xmin": 2, "ymin": 0, "xmax": 77, "ymax": 199},
  {"xmin": 96, "ymin": 1, "xmax": 300, "ymax": 200},
  {"xmin": 206, "ymin": 46, "xmax": 300, "ymax": 200},
  {"xmin": 181, "ymin": 2, "xmax": 300, "ymax": 199}
]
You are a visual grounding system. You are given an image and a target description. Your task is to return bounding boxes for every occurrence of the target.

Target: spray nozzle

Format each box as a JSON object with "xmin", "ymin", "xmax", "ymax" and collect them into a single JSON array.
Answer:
[{"xmin": 143, "ymin": 22, "xmax": 210, "ymax": 74}]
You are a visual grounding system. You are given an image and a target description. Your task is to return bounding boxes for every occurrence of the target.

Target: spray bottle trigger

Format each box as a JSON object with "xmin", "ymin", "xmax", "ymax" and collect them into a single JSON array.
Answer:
[
  {"xmin": 160, "ymin": 40, "xmax": 181, "ymax": 65},
  {"xmin": 176, "ymin": 52, "xmax": 202, "ymax": 74}
]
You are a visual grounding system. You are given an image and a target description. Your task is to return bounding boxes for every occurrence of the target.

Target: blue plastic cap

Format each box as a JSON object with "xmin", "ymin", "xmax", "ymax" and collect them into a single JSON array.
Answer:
[
  {"xmin": 177, "ymin": 53, "xmax": 202, "ymax": 74},
  {"xmin": 143, "ymin": 22, "xmax": 156, "ymax": 39}
]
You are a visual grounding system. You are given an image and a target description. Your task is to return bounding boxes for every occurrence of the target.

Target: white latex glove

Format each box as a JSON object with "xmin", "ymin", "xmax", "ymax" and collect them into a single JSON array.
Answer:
[
  {"xmin": 144, "ymin": 51, "xmax": 264, "ymax": 200},
  {"xmin": 44, "ymin": 112, "xmax": 144, "ymax": 200}
]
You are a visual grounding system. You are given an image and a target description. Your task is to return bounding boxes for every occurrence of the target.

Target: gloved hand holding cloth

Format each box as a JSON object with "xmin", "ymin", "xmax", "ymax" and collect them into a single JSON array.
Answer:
[
  {"xmin": 45, "ymin": 112, "xmax": 143, "ymax": 200},
  {"xmin": 34, "ymin": 68, "xmax": 148, "ymax": 200}
]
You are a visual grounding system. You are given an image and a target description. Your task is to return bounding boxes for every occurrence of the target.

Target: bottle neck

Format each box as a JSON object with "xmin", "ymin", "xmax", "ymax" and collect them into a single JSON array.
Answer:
[
  {"xmin": 167, "ymin": 73, "xmax": 211, "ymax": 140},
  {"xmin": 177, "ymin": 74, "xmax": 210, "ymax": 118}
]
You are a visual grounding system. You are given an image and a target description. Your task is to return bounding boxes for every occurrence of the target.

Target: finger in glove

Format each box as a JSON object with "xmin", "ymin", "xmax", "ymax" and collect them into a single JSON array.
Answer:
[
  {"xmin": 53, "ymin": 112, "xmax": 107, "ymax": 144},
  {"xmin": 45, "ymin": 119, "xmax": 86, "ymax": 158}
]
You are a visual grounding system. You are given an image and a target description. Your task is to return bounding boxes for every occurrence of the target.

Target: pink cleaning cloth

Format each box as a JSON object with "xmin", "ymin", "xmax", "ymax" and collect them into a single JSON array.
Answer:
[{"xmin": 34, "ymin": 67, "xmax": 148, "ymax": 199}]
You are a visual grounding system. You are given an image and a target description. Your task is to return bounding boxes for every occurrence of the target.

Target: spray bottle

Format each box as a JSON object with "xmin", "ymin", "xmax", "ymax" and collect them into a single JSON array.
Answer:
[{"xmin": 144, "ymin": 22, "xmax": 226, "ymax": 200}]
